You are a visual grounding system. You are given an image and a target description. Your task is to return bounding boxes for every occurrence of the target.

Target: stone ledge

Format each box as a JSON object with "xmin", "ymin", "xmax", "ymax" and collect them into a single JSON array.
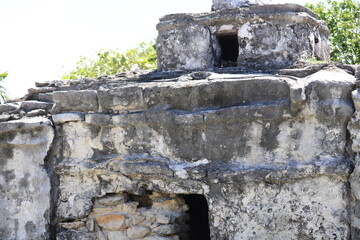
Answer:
[
  {"xmin": 0, "ymin": 117, "xmax": 52, "ymax": 133},
  {"xmin": 207, "ymin": 159, "xmax": 353, "ymax": 183}
]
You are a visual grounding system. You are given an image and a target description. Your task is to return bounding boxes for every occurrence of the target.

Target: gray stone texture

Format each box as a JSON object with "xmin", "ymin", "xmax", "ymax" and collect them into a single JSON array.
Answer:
[{"xmin": 212, "ymin": 0, "xmax": 273, "ymax": 9}]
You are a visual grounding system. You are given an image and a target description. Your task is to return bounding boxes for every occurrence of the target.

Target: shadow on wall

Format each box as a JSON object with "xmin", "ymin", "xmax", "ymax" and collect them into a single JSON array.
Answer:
[{"xmin": 183, "ymin": 194, "xmax": 211, "ymax": 240}]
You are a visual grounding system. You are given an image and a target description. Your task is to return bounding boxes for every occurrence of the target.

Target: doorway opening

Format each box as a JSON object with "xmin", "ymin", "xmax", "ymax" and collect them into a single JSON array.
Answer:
[
  {"xmin": 218, "ymin": 34, "xmax": 239, "ymax": 67},
  {"xmin": 183, "ymin": 194, "xmax": 211, "ymax": 240}
]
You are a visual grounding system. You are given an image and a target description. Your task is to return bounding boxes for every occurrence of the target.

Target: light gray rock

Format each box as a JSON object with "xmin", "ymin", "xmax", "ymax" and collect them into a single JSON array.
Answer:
[
  {"xmin": 0, "ymin": 118, "xmax": 54, "ymax": 240},
  {"xmin": 26, "ymin": 109, "xmax": 47, "ymax": 117},
  {"xmin": 127, "ymin": 226, "xmax": 151, "ymax": 239}
]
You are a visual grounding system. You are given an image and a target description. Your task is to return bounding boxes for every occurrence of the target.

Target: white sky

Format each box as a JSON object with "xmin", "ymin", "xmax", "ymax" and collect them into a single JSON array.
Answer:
[{"xmin": 0, "ymin": 0, "xmax": 322, "ymax": 99}]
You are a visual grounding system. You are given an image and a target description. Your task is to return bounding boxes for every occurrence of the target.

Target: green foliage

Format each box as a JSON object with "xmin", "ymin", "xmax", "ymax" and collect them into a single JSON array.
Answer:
[
  {"xmin": 62, "ymin": 41, "xmax": 157, "ymax": 80},
  {"xmin": 307, "ymin": 0, "xmax": 360, "ymax": 64},
  {"xmin": 0, "ymin": 72, "xmax": 8, "ymax": 103}
]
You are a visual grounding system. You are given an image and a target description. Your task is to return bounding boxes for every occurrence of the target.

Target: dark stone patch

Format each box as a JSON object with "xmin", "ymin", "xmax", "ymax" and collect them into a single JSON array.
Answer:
[
  {"xmin": 19, "ymin": 173, "xmax": 30, "ymax": 189},
  {"xmin": 2, "ymin": 170, "xmax": 15, "ymax": 182},
  {"xmin": 290, "ymin": 129, "xmax": 302, "ymax": 140},
  {"xmin": 25, "ymin": 221, "xmax": 36, "ymax": 238},
  {"xmin": 352, "ymin": 227, "xmax": 360, "ymax": 240},
  {"xmin": 260, "ymin": 122, "xmax": 280, "ymax": 151},
  {"xmin": 0, "ymin": 145, "xmax": 14, "ymax": 166},
  {"xmin": 89, "ymin": 125, "xmax": 101, "ymax": 139},
  {"xmin": 57, "ymin": 230, "xmax": 95, "ymax": 240},
  {"xmin": 354, "ymin": 200, "xmax": 360, "ymax": 218}
]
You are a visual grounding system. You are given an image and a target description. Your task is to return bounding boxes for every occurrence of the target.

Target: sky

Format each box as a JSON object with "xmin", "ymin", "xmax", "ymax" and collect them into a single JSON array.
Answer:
[{"xmin": 0, "ymin": 0, "xmax": 322, "ymax": 99}]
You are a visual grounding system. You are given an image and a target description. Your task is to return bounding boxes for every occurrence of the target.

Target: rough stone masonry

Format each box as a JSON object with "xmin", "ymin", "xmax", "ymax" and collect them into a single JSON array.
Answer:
[{"xmin": 1, "ymin": 0, "xmax": 360, "ymax": 240}]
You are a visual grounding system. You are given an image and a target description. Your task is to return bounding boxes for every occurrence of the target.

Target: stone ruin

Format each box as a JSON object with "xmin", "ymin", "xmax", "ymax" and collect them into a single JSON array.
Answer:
[{"xmin": 1, "ymin": 0, "xmax": 360, "ymax": 240}]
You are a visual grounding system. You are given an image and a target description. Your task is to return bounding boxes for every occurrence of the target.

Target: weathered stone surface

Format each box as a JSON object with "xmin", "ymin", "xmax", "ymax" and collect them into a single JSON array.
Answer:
[
  {"xmin": 157, "ymin": 24, "xmax": 214, "ymax": 71},
  {"xmin": 0, "ymin": 118, "xmax": 54, "ymax": 240},
  {"xmin": 98, "ymin": 88, "xmax": 145, "ymax": 112},
  {"xmin": 57, "ymin": 195, "xmax": 93, "ymax": 220},
  {"xmin": 109, "ymin": 160, "xmax": 174, "ymax": 177},
  {"xmin": 212, "ymin": 0, "xmax": 274, "ymax": 9},
  {"xmin": 153, "ymin": 224, "xmax": 189, "ymax": 236},
  {"xmin": 96, "ymin": 214, "xmax": 127, "ymax": 230},
  {"xmin": 209, "ymin": 176, "xmax": 350, "ymax": 239},
  {"xmin": 127, "ymin": 226, "xmax": 151, "ymax": 239},
  {"xmin": 52, "ymin": 112, "xmax": 85, "ymax": 124},
  {"xmin": 237, "ymin": 21, "xmax": 329, "ymax": 69},
  {"xmin": 20, "ymin": 100, "xmax": 53, "ymax": 111},
  {"xmin": 0, "ymin": 114, "xmax": 10, "ymax": 122},
  {"xmin": 57, "ymin": 230, "xmax": 95, "ymax": 240},
  {"xmin": 96, "ymin": 193, "xmax": 129, "ymax": 206},
  {"xmin": 52, "ymin": 90, "xmax": 98, "ymax": 112},
  {"xmin": 107, "ymin": 231, "xmax": 130, "ymax": 240},
  {"xmin": 0, "ymin": 102, "xmax": 19, "ymax": 114},
  {"xmin": 60, "ymin": 221, "xmax": 86, "ymax": 229},
  {"xmin": 26, "ymin": 109, "xmax": 47, "ymax": 117}
]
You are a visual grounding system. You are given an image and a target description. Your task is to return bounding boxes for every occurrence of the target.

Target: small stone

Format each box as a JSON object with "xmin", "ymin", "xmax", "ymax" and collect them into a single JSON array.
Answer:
[
  {"xmin": 26, "ymin": 109, "xmax": 47, "ymax": 117},
  {"xmin": 107, "ymin": 231, "xmax": 129, "ymax": 240},
  {"xmin": 96, "ymin": 214, "xmax": 127, "ymax": 230},
  {"xmin": 190, "ymin": 71, "xmax": 211, "ymax": 80},
  {"xmin": 85, "ymin": 113, "xmax": 112, "ymax": 125},
  {"xmin": 96, "ymin": 230, "xmax": 108, "ymax": 240},
  {"xmin": 156, "ymin": 214, "xmax": 173, "ymax": 224},
  {"xmin": 57, "ymin": 230, "xmax": 94, "ymax": 240},
  {"xmin": 126, "ymin": 226, "xmax": 151, "ymax": 239},
  {"xmin": 153, "ymin": 224, "xmax": 189, "ymax": 236},
  {"xmin": 0, "ymin": 103, "xmax": 19, "ymax": 114},
  {"xmin": 60, "ymin": 221, "xmax": 85, "ymax": 229},
  {"xmin": 96, "ymin": 193, "xmax": 129, "ymax": 207},
  {"xmin": 37, "ymin": 92, "xmax": 53, "ymax": 102},
  {"xmin": 0, "ymin": 114, "xmax": 10, "ymax": 122},
  {"xmin": 28, "ymin": 87, "xmax": 56, "ymax": 94},
  {"xmin": 86, "ymin": 218, "xmax": 95, "ymax": 232},
  {"xmin": 52, "ymin": 113, "xmax": 85, "ymax": 124},
  {"xmin": 20, "ymin": 100, "xmax": 53, "ymax": 111},
  {"xmin": 57, "ymin": 195, "xmax": 93, "ymax": 220},
  {"xmin": 152, "ymin": 198, "xmax": 188, "ymax": 212},
  {"xmin": 90, "ymin": 202, "xmax": 138, "ymax": 217},
  {"xmin": 128, "ymin": 215, "xmax": 146, "ymax": 226}
]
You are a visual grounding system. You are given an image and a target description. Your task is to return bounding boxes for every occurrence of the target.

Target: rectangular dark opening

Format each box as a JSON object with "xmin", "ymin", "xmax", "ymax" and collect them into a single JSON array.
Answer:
[
  {"xmin": 182, "ymin": 194, "xmax": 211, "ymax": 240},
  {"xmin": 218, "ymin": 34, "xmax": 239, "ymax": 67}
]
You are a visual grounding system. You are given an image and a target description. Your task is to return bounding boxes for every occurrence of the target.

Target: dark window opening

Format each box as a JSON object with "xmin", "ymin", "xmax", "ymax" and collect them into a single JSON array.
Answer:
[
  {"xmin": 218, "ymin": 34, "xmax": 239, "ymax": 67},
  {"xmin": 183, "ymin": 194, "xmax": 211, "ymax": 240}
]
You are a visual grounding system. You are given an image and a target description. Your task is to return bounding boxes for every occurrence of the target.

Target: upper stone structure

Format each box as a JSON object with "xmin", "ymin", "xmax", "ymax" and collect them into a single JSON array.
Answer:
[
  {"xmin": 156, "ymin": 3, "xmax": 330, "ymax": 71},
  {"xmin": 212, "ymin": 0, "xmax": 272, "ymax": 10}
]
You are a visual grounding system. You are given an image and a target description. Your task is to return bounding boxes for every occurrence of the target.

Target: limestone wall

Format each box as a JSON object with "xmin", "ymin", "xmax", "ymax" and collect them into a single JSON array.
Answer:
[{"xmin": 1, "ymin": 64, "xmax": 360, "ymax": 239}]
